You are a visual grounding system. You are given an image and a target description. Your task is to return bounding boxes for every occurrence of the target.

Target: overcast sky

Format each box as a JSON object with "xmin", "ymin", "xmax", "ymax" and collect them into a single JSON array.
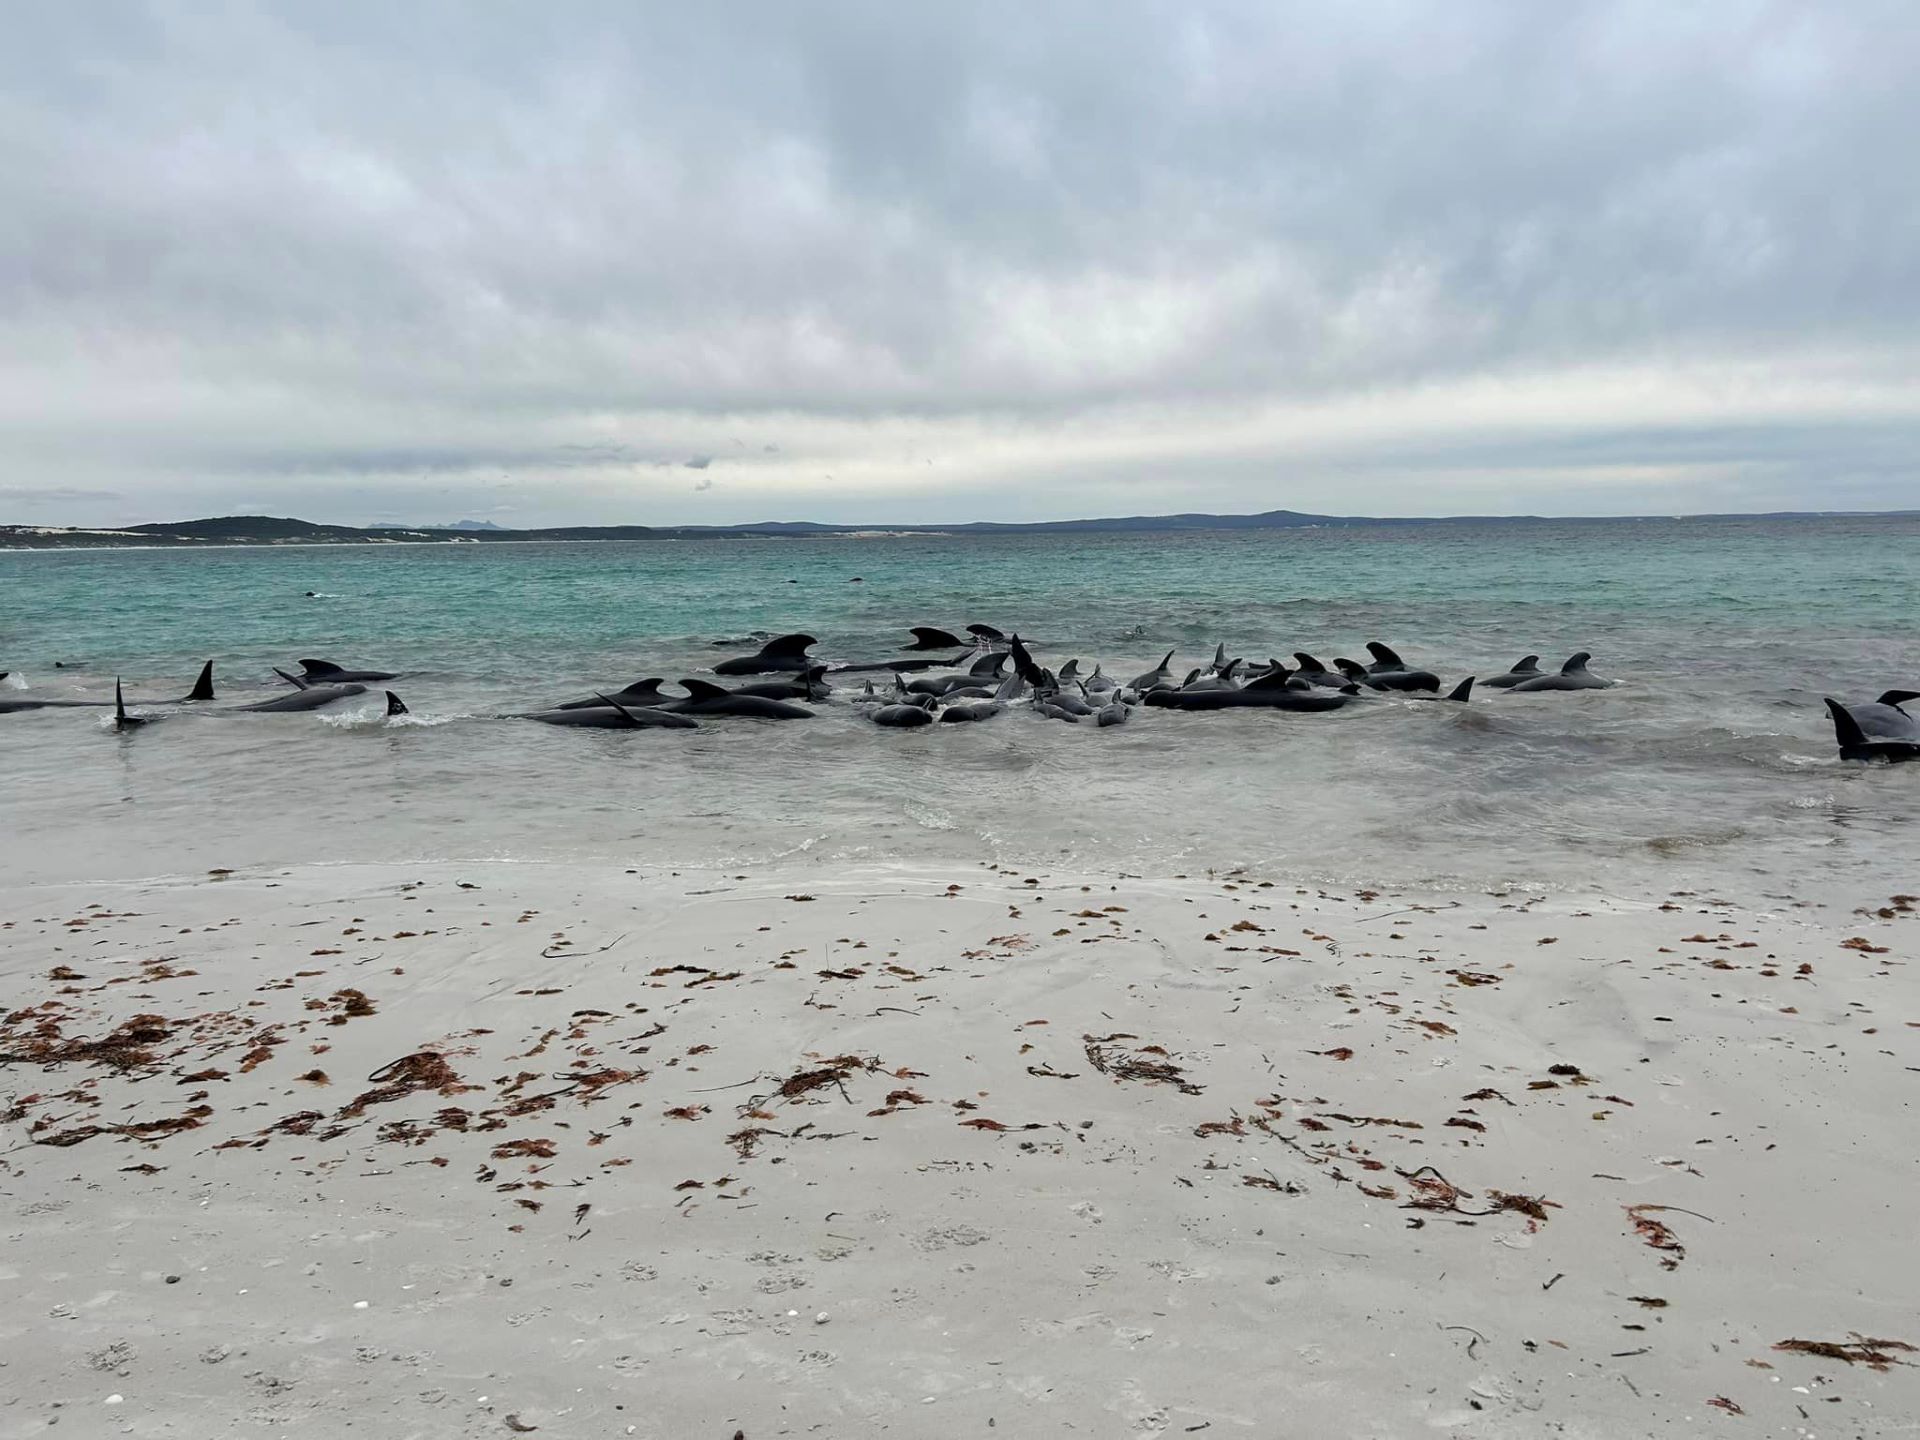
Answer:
[{"xmin": 4, "ymin": 2, "xmax": 1917, "ymax": 527}]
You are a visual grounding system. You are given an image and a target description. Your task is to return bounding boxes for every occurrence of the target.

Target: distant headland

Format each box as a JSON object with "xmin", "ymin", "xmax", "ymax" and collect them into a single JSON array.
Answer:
[{"xmin": 3, "ymin": 508, "xmax": 1915, "ymax": 550}]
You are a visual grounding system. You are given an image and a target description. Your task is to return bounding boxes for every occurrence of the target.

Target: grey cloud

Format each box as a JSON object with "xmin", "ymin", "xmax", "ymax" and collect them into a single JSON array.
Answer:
[{"xmin": 1, "ymin": 2, "xmax": 1917, "ymax": 524}]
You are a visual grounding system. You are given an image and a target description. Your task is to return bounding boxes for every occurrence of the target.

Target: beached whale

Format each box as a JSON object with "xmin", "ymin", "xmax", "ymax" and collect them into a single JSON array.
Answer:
[
  {"xmin": 1397, "ymin": 677, "xmax": 1476, "ymax": 703},
  {"xmin": 713, "ymin": 633, "xmax": 817, "ymax": 676},
  {"xmin": 1289, "ymin": 653, "xmax": 1350, "ymax": 689},
  {"xmin": 298, "ymin": 658, "xmax": 398, "ymax": 684},
  {"xmin": 1481, "ymin": 655, "xmax": 1543, "ymax": 689},
  {"xmin": 1826, "ymin": 698, "xmax": 1920, "ymax": 763},
  {"xmin": 906, "ymin": 627, "xmax": 966, "ymax": 650},
  {"xmin": 232, "ymin": 683, "xmax": 368, "ymax": 713},
  {"xmin": 1, "ymin": 662, "xmax": 217, "ymax": 714},
  {"xmin": 872, "ymin": 700, "xmax": 936, "ymax": 727},
  {"xmin": 1507, "ymin": 652, "xmax": 1614, "ymax": 693},
  {"xmin": 554, "ymin": 678, "xmax": 674, "ymax": 711},
  {"xmin": 939, "ymin": 699, "xmax": 1006, "ymax": 722},
  {"xmin": 521, "ymin": 694, "xmax": 698, "ymax": 729},
  {"xmin": 1127, "ymin": 649, "xmax": 1177, "ymax": 692},
  {"xmin": 1145, "ymin": 669, "xmax": 1352, "ymax": 712},
  {"xmin": 1360, "ymin": 642, "xmax": 1442, "ymax": 692},
  {"xmin": 1839, "ymin": 690, "xmax": 1920, "ymax": 740},
  {"xmin": 667, "ymin": 679, "xmax": 814, "ymax": 719}
]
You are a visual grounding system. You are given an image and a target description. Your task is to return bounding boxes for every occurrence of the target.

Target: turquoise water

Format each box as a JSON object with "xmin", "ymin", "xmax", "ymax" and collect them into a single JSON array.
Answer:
[{"xmin": 3, "ymin": 519, "xmax": 1917, "ymax": 898}]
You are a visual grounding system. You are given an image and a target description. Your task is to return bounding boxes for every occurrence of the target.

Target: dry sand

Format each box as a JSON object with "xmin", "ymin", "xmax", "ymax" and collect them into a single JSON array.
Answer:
[{"xmin": 2, "ymin": 860, "xmax": 1916, "ymax": 1437}]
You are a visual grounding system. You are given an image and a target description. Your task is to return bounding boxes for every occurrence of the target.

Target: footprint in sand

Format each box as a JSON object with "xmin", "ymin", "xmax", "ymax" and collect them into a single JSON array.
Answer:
[{"xmin": 913, "ymin": 1223, "xmax": 989, "ymax": 1251}]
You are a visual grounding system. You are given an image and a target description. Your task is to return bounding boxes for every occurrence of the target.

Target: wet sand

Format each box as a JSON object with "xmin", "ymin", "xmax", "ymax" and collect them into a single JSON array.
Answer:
[{"xmin": 2, "ymin": 861, "xmax": 1915, "ymax": 1437}]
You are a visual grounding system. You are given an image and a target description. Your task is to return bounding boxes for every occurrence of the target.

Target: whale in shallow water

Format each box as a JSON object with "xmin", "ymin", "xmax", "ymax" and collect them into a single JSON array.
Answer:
[
  {"xmin": 111, "ymin": 680, "xmax": 149, "ymax": 732},
  {"xmin": 298, "ymin": 658, "xmax": 398, "ymax": 684},
  {"xmin": 713, "ymin": 633, "xmax": 818, "ymax": 676},
  {"xmin": 233, "ymin": 683, "xmax": 368, "ymax": 712},
  {"xmin": 521, "ymin": 694, "xmax": 698, "ymax": 729},
  {"xmin": 1146, "ymin": 669, "xmax": 1352, "ymax": 712},
  {"xmin": 555, "ymin": 678, "xmax": 674, "ymax": 711},
  {"xmin": 906, "ymin": 626, "xmax": 966, "ymax": 650},
  {"xmin": 1507, "ymin": 652, "xmax": 1614, "ymax": 693},
  {"xmin": 1838, "ymin": 690, "xmax": 1920, "ymax": 740},
  {"xmin": 1360, "ymin": 642, "xmax": 1442, "ymax": 692},
  {"xmin": 872, "ymin": 700, "xmax": 936, "ymax": 727},
  {"xmin": 1826, "ymin": 698, "xmax": 1920, "ymax": 763},
  {"xmin": 1, "ymin": 662, "xmax": 217, "ymax": 714},
  {"xmin": 1397, "ymin": 676, "xmax": 1475, "ymax": 703},
  {"xmin": 1289, "ymin": 653, "xmax": 1350, "ymax": 689},
  {"xmin": 1481, "ymin": 655, "xmax": 1542, "ymax": 689},
  {"xmin": 1127, "ymin": 649, "xmax": 1177, "ymax": 691},
  {"xmin": 667, "ymin": 679, "xmax": 814, "ymax": 719}
]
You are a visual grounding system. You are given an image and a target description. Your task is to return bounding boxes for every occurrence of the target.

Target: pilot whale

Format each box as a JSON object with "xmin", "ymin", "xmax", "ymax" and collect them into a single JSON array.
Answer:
[
  {"xmin": 713, "ymin": 634, "xmax": 818, "ymax": 676},
  {"xmin": 1826, "ymin": 698, "xmax": 1920, "ymax": 763},
  {"xmin": 1507, "ymin": 652, "xmax": 1614, "ymax": 693}
]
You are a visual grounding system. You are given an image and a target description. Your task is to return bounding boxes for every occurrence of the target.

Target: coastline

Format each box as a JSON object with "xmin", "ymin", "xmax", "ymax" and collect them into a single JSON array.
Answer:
[{"xmin": 4, "ymin": 858, "xmax": 1913, "ymax": 1435}]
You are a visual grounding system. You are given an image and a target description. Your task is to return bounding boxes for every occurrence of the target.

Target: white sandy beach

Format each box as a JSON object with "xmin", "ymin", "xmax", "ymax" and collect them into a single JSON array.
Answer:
[{"xmin": 2, "ymin": 860, "xmax": 1915, "ymax": 1437}]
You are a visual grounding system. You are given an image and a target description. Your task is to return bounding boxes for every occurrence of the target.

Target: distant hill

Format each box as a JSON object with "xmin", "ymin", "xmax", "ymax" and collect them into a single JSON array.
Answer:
[{"xmin": 3, "ymin": 508, "xmax": 1915, "ymax": 549}]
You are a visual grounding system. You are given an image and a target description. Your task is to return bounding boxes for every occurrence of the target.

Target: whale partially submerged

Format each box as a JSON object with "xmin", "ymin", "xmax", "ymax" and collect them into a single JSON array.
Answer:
[
  {"xmin": 713, "ymin": 634, "xmax": 818, "ymax": 677},
  {"xmin": 1, "ymin": 662, "xmax": 216, "ymax": 715},
  {"xmin": 1507, "ymin": 652, "xmax": 1614, "ymax": 693},
  {"xmin": 1481, "ymin": 655, "xmax": 1543, "ymax": 689},
  {"xmin": 668, "ymin": 679, "xmax": 814, "ymax": 720},
  {"xmin": 1826, "ymin": 698, "xmax": 1920, "ymax": 763},
  {"xmin": 298, "ymin": 658, "xmax": 398, "ymax": 684}
]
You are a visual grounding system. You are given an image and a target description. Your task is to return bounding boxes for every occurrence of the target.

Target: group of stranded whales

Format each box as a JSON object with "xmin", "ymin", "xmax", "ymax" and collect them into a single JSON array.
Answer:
[{"xmin": 4, "ymin": 634, "xmax": 1916, "ymax": 764}]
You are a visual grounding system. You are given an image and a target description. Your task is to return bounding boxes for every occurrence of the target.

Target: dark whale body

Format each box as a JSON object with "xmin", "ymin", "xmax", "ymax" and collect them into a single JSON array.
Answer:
[{"xmin": 713, "ymin": 634, "xmax": 818, "ymax": 676}]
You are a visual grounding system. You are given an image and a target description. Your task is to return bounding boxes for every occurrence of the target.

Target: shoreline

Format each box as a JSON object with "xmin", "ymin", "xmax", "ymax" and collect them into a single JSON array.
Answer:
[{"xmin": 3, "ymin": 858, "xmax": 1913, "ymax": 1435}]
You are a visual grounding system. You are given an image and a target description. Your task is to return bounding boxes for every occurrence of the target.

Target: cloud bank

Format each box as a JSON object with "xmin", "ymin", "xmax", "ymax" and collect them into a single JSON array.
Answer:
[{"xmin": 3, "ymin": 2, "xmax": 1917, "ymax": 524}]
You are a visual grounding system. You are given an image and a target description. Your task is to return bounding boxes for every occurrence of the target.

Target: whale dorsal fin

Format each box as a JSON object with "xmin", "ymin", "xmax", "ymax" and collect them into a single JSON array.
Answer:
[
  {"xmin": 1826, "ymin": 698, "xmax": 1868, "ymax": 748},
  {"xmin": 969, "ymin": 651, "xmax": 1007, "ymax": 677},
  {"xmin": 967, "ymin": 623, "xmax": 1005, "ymax": 641},
  {"xmin": 115, "ymin": 678, "xmax": 129, "ymax": 726},
  {"xmin": 1059, "ymin": 659, "xmax": 1080, "ymax": 680},
  {"xmin": 180, "ymin": 661, "xmax": 215, "ymax": 701},
  {"xmin": 594, "ymin": 693, "xmax": 643, "ymax": 725},
  {"xmin": 1293, "ymin": 652, "xmax": 1324, "ymax": 672},
  {"xmin": 1511, "ymin": 655, "xmax": 1540, "ymax": 673},
  {"xmin": 1334, "ymin": 658, "xmax": 1367, "ymax": 678},
  {"xmin": 1560, "ymin": 651, "xmax": 1592, "ymax": 674},
  {"xmin": 385, "ymin": 691, "xmax": 409, "ymax": 717},
  {"xmin": 1875, "ymin": 689, "xmax": 1920, "ymax": 708},
  {"xmin": 910, "ymin": 626, "xmax": 963, "ymax": 649},
  {"xmin": 274, "ymin": 666, "xmax": 310, "ymax": 690},
  {"xmin": 299, "ymin": 658, "xmax": 346, "ymax": 676},
  {"xmin": 1446, "ymin": 676, "xmax": 1475, "ymax": 702},
  {"xmin": 1245, "ymin": 666, "xmax": 1294, "ymax": 691},
  {"xmin": 758, "ymin": 633, "xmax": 816, "ymax": 657},
  {"xmin": 1366, "ymin": 641, "xmax": 1406, "ymax": 670},
  {"xmin": 1211, "ymin": 644, "xmax": 1226, "ymax": 669},
  {"xmin": 680, "ymin": 679, "xmax": 728, "ymax": 700}
]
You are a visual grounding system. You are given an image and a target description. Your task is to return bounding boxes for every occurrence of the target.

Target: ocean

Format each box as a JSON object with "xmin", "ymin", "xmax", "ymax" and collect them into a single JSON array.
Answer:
[{"xmin": 3, "ymin": 517, "xmax": 1916, "ymax": 902}]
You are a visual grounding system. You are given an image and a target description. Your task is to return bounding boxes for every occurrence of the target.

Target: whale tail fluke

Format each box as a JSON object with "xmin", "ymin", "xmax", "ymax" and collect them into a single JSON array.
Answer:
[
  {"xmin": 184, "ymin": 661, "xmax": 215, "ymax": 702},
  {"xmin": 274, "ymin": 666, "xmax": 309, "ymax": 690},
  {"xmin": 1875, "ymin": 689, "xmax": 1920, "ymax": 708}
]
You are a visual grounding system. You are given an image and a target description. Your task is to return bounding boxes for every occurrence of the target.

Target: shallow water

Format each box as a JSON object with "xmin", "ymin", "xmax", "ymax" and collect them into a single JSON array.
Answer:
[{"xmin": 3, "ymin": 519, "xmax": 1917, "ymax": 902}]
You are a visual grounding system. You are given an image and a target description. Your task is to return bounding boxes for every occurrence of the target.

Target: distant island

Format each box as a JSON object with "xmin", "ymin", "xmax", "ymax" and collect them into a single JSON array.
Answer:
[{"xmin": 3, "ymin": 508, "xmax": 1914, "ymax": 550}]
